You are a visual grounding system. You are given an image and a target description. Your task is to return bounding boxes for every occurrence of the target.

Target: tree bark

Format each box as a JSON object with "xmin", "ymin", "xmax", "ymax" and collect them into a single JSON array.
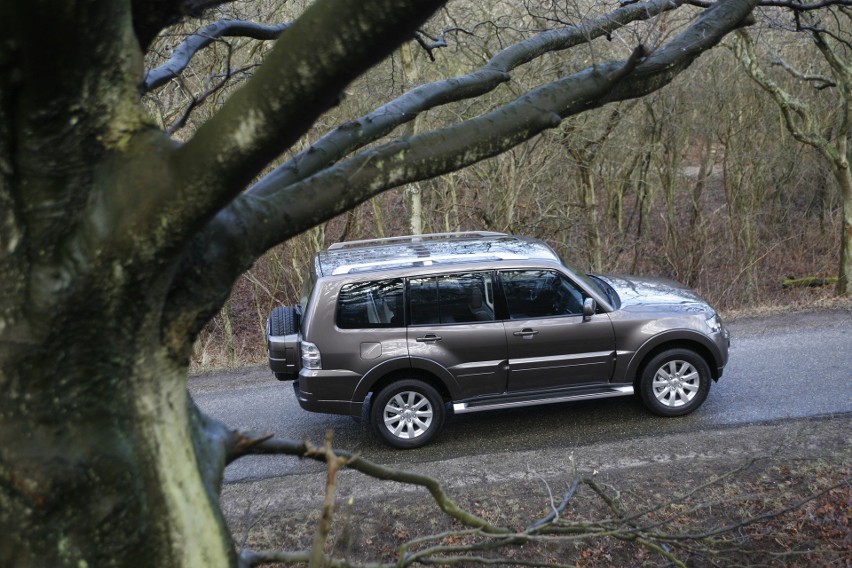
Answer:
[
  {"xmin": 834, "ymin": 167, "xmax": 852, "ymax": 294},
  {"xmin": 1, "ymin": 1, "xmax": 446, "ymax": 566},
  {"xmin": 0, "ymin": 272, "xmax": 235, "ymax": 566},
  {"xmin": 400, "ymin": 41, "xmax": 426, "ymax": 236}
]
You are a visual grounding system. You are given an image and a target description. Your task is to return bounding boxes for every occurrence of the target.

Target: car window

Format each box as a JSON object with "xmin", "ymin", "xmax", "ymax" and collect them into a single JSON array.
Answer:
[
  {"xmin": 500, "ymin": 270, "xmax": 584, "ymax": 319},
  {"xmin": 410, "ymin": 272, "xmax": 495, "ymax": 325},
  {"xmin": 299, "ymin": 273, "xmax": 316, "ymax": 312},
  {"xmin": 336, "ymin": 279, "xmax": 404, "ymax": 328}
]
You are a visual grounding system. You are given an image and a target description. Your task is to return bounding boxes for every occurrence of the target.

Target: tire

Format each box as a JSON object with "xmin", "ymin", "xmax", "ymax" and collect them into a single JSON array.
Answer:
[
  {"xmin": 639, "ymin": 348, "xmax": 711, "ymax": 417},
  {"xmin": 268, "ymin": 306, "xmax": 299, "ymax": 381},
  {"xmin": 370, "ymin": 380, "xmax": 445, "ymax": 449},
  {"xmin": 268, "ymin": 306, "xmax": 298, "ymax": 336}
]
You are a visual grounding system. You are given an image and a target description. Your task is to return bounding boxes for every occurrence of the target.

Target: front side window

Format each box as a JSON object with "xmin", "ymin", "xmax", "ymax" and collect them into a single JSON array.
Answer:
[
  {"xmin": 500, "ymin": 270, "xmax": 584, "ymax": 319},
  {"xmin": 336, "ymin": 279, "xmax": 404, "ymax": 329},
  {"xmin": 410, "ymin": 272, "xmax": 495, "ymax": 325}
]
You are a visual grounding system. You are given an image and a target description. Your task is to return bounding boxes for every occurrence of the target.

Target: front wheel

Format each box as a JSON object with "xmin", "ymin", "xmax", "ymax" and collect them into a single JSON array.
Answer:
[
  {"xmin": 639, "ymin": 349, "xmax": 711, "ymax": 417},
  {"xmin": 370, "ymin": 380, "xmax": 445, "ymax": 449}
]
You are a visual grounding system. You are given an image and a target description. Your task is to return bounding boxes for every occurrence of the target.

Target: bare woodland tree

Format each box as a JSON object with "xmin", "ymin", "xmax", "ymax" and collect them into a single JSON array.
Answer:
[
  {"xmin": 0, "ymin": 0, "xmax": 847, "ymax": 566},
  {"xmin": 734, "ymin": 5, "xmax": 852, "ymax": 294}
]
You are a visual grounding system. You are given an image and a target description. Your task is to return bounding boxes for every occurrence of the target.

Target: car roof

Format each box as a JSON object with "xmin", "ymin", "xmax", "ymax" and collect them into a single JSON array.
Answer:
[{"xmin": 315, "ymin": 232, "xmax": 562, "ymax": 277}]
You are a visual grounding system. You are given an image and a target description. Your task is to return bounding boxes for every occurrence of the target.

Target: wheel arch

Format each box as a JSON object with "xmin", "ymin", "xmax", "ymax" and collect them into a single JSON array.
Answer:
[
  {"xmin": 352, "ymin": 357, "xmax": 460, "ymax": 405},
  {"xmin": 627, "ymin": 332, "xmax": 722, "ymax": 387}
]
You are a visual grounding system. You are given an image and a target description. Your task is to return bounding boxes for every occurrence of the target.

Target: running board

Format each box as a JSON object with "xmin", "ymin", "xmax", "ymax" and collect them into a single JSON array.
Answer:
[{"xmin": 452, "ymin": 385, "xmax": 634, "ymax": 414}]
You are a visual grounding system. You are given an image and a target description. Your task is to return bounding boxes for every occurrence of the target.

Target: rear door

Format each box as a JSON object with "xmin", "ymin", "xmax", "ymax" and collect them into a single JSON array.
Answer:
[
  {"xmin": 500, "ymin": 269, "xmax": 616, "ymax": 391},
  {"xmin": 407, "ymin": 272, "xmax": 508, "ymax": 398}
]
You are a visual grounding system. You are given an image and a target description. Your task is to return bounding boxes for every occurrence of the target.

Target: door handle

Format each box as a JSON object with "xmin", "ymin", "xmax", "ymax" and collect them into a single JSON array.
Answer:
[
  {"xmin": 416, "ymin": 334, "xmax": 442, "ymax": 343},
  {"xmin": 513, "ymin": 328, "xmax": 539, "ymax": 338}
]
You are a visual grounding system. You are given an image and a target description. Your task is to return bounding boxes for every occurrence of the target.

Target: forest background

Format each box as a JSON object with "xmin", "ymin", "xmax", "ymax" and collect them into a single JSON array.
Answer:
[{"xmin": 141, "ymin": 0, "xmax": 850, "ymax": 369}]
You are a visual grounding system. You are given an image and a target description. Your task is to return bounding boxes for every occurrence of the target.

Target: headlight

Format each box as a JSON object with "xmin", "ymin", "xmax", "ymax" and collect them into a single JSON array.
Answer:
[
  {"xmin": 301, "ymin": 341, "xmax": 322, "ymax": 369},
  {"xmin": 705, "ymin": 313, "xmax": 722, "ymax": 333}
]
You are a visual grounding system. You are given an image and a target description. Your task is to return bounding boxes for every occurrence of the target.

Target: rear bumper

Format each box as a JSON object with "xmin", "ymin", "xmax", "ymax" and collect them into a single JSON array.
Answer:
[{"xmin": 293, "ymin": 378, "xmax": 362, "ymax": 417}]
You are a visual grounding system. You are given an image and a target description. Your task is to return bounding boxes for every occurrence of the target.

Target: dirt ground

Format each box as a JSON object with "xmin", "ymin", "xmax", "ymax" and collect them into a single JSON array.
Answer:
[{"xmin": 220, "ymin": 413, "xmax": 851, "ymax": 567}]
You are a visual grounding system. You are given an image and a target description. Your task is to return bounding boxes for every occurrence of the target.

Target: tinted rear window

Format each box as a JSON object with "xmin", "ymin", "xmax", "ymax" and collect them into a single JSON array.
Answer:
[
  {"xmin": 409, "ymin": 272, "xmax": 495, "ymax": 325},
  {"xmin": 336, "ymin": 279, "xmax": 404, "ymax": 329}
]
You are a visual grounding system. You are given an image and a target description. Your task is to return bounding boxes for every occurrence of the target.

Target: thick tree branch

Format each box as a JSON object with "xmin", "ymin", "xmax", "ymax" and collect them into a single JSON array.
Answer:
[
  {"xmin": 151, "ymin": 0, "xmax": 444, "ymax": 261},
  {"xmin": 165, "ymin": 0, "xmax": 758, "ymax": 343},
  {"xmin": 132, "ymin": 0, "xmax": 232, "ymax": 50},
  {"xmin": 282, "ymin": 0, "xmax": 756, "ymax": 215},
  {"xmin": 250, "ymin": 0, "xmax": 687, "ymax": 199},
  {"xmin": 143, "ymin": 20, "xmax": 290, "ymax": 92},
  {"xmin": 683, "ymin": 0, "xmax": 852, "ymax": 9},
  {"xmin": 245, "ymin": 48, "xmax": 645, "ymax": 237},
  {"xmin": 602, "ymin": 0, "xmax": 759, "ymax": 102},
  {"xmin": 162, "ymin": 0, "xmax": 692, "ymax": 339}
]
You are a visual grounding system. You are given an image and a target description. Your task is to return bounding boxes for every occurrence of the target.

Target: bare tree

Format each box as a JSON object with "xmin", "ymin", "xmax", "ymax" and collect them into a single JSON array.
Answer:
[
  {"xmin": 3, "ymin": 0, "xmax": 844, "ymax": 566},
  {"xmin": 734, "ymin": 5, "xmax": 852, "ymax": 294}
]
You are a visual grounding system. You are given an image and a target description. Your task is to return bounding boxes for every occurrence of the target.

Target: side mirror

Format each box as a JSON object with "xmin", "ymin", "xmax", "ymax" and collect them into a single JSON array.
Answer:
[{"xmin": 583, "ymin": 298, "xmax": 596, "ymax": 321}]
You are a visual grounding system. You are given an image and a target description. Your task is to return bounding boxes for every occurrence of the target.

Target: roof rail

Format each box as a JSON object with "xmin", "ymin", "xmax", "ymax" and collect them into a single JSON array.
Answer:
[
  {"xmin": 327, "ymin": 231, "xmax": 507, "ymax": 251},
  {"xmin": 331, "ymin": 252, "xmax": 526, "ymax": 275}
]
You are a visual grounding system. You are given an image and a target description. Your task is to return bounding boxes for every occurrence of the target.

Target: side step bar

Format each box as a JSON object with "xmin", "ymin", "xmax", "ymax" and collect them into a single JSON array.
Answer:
[{"xmin": 452, "ymin": 385, "xmax": 634, "ymax": 415}]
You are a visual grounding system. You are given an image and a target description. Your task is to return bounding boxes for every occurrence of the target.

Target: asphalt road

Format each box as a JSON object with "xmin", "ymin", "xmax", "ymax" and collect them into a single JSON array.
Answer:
[{"xmin": 190, "ymin": 309, "xmax": 852, "ymax": 484}]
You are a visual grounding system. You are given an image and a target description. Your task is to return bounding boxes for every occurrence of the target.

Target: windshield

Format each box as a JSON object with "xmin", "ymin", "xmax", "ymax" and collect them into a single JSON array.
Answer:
[
  {"xmin": 557, "ymin": 256, "xmax": 604, "ymax": 294},
  {"xmin": 587, "ymin": 274, "xmax": 620, "ymax": 308}
]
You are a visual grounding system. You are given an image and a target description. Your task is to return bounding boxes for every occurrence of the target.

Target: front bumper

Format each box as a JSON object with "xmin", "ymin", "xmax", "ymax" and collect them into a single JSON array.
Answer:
[{"xmin": 713, "ymin": 325, "xmax": 731, "ymax": 378}]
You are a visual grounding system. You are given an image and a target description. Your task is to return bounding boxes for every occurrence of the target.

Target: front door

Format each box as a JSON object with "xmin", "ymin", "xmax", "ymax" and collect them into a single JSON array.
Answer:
[{"xmin": 500, "ymin": 270, "xmax": 615, "ymax": 391}]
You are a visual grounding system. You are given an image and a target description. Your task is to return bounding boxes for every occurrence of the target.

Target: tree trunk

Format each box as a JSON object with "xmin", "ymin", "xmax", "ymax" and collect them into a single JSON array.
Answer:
[
  {"xmin": 400, "ymin": 42, "xmax": 426, "ymax": 236},
  {"xmin": 580, "ymin": 167, "xmax": 603, "ymax": 272},
  {"xmin": 0, "ymin": 291, "xmax": 235, "ymax": 567},
  {"xmin": 0, "ymin": 2, "xmax": 235, "ymax": 562},
  {"xmin": 835, "ymin": 167, "xmax": 852, "ymax": 295}
]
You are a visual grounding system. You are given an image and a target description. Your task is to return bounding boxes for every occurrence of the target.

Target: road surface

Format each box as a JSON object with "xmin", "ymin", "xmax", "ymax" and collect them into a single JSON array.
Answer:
[{"xmin": 190, "ymin": 308, "xmax": 852, "ymax": 483}]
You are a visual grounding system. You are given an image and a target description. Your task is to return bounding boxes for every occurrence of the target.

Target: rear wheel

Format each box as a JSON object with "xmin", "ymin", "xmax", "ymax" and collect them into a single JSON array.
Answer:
[
  {"xmin": 371, "ymin": 380, "xmax": 445, "ymax": 449},
  {"xmin": 268, "ymin": 306, "xmax": 299, "ymax": 381},
  {"xmin": 639, "ymin": 348, "xmax": 710, "ymax": 417}
]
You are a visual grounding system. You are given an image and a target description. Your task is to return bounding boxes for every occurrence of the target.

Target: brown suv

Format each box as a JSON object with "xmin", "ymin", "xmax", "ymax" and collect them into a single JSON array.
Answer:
[{"xmin": 267, "ymin": 232, "xmax": 730, "ymax": 448}]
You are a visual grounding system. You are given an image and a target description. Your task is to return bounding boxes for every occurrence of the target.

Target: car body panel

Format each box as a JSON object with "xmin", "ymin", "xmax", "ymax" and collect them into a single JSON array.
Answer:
[
  {"xmin": 407, "ymin": 321, "xmax": 509, "ymax": 398},
  {"xmin": 504, "ymin": 313, "xmax": 616, "ymax": 390}
]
